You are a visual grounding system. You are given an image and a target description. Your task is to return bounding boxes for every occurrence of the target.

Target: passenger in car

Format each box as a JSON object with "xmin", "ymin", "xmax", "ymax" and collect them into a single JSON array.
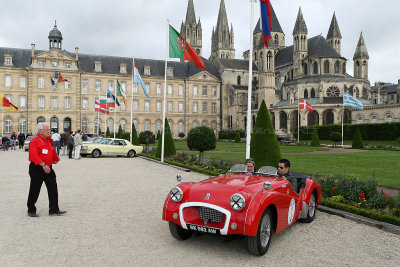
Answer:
[
  {"xmin": 245, "ymin": 158, "xmax": 256, "ymax": 174},
  {"xmin": 277, "ymin": 159, "xmax": 298, "ymax": 193}
]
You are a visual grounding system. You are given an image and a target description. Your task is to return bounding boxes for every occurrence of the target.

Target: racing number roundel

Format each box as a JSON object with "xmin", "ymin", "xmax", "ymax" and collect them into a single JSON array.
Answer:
[{"xmin": 288, "ymin": 198, "xmax": 296, "ymax": 225}]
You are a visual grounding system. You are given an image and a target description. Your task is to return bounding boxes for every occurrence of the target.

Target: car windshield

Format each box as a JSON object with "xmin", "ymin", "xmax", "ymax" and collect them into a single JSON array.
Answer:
[
  {"xmin": 257, "ymin": 166, "xmax": 278, "ymax": 176},
  {"xmin": 228, "ymin": 164, "xmax": 247, "ymax": 173},
  {"xmin": 99, "ymin": 138, "xmax": 112, "ymax": 145},
  {"xmin": 26, "ymin": 136, "xmax": 34, "ymax": 142},
  {"xmin": 93, "ymin": 138, "xmax": 103, "ymax": 143}
]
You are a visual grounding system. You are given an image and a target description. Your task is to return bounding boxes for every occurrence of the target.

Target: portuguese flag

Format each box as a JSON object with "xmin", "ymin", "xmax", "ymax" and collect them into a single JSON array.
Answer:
[
  {"xmin": 169, "ymin": 25, "xmax": 205, "ymax": 69},
  {"xmin": 0, "ymin": 94, "xmax": 18, "ymax": 111}
]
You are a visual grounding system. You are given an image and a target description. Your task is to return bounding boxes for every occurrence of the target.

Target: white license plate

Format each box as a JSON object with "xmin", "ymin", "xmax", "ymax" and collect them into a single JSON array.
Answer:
[{"xmin": 187, "ymin": 224, "xmax": 220, "ymax": 234}]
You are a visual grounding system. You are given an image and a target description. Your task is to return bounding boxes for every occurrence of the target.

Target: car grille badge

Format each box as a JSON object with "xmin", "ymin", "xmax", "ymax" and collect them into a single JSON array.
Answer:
[{"xmin": 204, "ymin": 193, "xmax": 210, "ymax": 200}]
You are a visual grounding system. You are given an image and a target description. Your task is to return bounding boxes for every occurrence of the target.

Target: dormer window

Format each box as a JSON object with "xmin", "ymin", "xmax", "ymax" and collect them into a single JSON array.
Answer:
[
  {"xmin": 95, "ymin": 61, "xmax": 102, "ymax": 72},
  {"xmin": 167, "ymin": 67, "xmax": 174, "ymax": 77},
  {"xmin": 120, "ymin": 63, "xmax": 127, "ymax": 74},
  {"xmin": 38, "ymin": 60, "xmax": 45, "ymax": 67},
  {"xmin": 4, "ymin": 55, "xmax": 12, "ymax": 66},
  {"xmin": 144, "ymin": 66, "xmax": 151, "ymax": 75},
  {"xmin": 65, "ymin": 61, "xmax": 71, "ymax": 69}
]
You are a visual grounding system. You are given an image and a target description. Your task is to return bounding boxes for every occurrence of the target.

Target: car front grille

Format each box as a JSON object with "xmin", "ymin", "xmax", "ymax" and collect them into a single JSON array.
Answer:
[{"xmin": 198, "ymin": 206, "xmax": 223, "ymax": 223}]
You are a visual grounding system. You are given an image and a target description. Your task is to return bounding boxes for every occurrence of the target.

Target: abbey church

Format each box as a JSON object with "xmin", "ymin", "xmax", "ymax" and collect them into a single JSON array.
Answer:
[{"xmin": 0, "ymin": 0, "xmax": 399, "ymax": 137}]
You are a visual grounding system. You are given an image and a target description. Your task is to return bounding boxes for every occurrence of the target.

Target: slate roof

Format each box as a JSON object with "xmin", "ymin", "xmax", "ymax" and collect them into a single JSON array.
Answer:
[
  {"xmin": 219, "ymin": 58, "xmax": 258, "ymax": 71},
  {"xmin": 327, "ymin": 13, "xmax": 342, "ymax": 39},
  {"xmin": 0, "ymin": 47, "xmax": 219, "ymax": 79},
  {"xmin": 253, "ymin": 4, "xmax": 283, "ymax": 34},
  {"xmin": 381, "ymin": 84, "xmax": 399, "ymax": 93}
]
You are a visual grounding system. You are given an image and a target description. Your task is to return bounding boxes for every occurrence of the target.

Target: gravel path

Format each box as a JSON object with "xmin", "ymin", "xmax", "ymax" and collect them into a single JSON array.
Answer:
[{"xmin": 0, "ymin": 149, "xmax": 399, "ymax": 266}]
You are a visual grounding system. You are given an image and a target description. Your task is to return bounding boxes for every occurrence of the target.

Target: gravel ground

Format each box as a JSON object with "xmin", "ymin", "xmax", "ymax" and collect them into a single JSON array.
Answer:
[{"xmin": 0, "ymin": 149, "xmax": 399, "ymax": 266}]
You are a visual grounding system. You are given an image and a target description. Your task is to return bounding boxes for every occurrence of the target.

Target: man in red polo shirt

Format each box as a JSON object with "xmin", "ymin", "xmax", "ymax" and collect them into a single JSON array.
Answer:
[{"xmin": 27, "ymin": 123, "xmax": 66, "ymax": 217}]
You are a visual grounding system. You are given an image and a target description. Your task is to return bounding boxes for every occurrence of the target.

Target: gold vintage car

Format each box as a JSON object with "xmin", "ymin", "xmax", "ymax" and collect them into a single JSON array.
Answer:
[{"xmin": 80, "ymin": 138, "xmax": 143, "ymax": 158}]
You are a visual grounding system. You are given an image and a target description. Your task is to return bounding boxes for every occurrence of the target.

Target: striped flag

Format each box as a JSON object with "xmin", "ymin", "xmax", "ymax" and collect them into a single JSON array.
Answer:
[
  {"xmin": 99, "ymin": 96, "xmax": 115, "ymax": 108},
  {"xmin": 299, "ymin": 98, "xmax": 313, "ymax": 112},
  {"xmin": 107, "ymin": 89, "xmax": 120, "ymax": 106},
  {"xmin": 260, "ymin": 0, "xmax": 272, "ymax": 48},
  {"xmin": 343, "ymin": 92, "xmax": 363, "ymax": 110},
  {"xmin": 133, "ymin": 60, "xmax": 150, "ymax": 98},
  {"xmin": 0, "ymin": 94, "xmax": 18, "ymax": 111},
  {"xmin": 95, "ymin": 100, "xmax": 109, "ymax": 114},
  {"xmin": 116, "ymin": 80, "xmax": 127, "ymax": 108}
]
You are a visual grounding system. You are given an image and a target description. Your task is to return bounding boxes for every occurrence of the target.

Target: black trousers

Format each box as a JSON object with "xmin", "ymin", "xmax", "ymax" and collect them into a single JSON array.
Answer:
[
  {"xmin": 27, "ymin": 162, "xmax": 59, "ymax": 213},
  {"xmin": 68, "ymin": 144, "xmax": 74, "ymax": 158}
]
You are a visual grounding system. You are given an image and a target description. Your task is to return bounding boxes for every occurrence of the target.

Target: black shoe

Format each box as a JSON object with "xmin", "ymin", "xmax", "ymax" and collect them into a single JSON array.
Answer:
[
  {"xmin": 28, "ymin": 211, "xmax": 39, "ymax": 217},
  {"xmin": 49, "ymin": 210, "xmax": 67, "ymax": 216}
]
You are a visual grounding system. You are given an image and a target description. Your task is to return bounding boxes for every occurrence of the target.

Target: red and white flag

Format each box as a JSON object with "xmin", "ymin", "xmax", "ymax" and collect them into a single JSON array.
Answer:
[
  {"xmin": 299, "ymin": 98, "xmax": 314, "ymax": 113},
  {"xmin": 95, "ymin": 100, "xmax": 109, "ymax": 114}
]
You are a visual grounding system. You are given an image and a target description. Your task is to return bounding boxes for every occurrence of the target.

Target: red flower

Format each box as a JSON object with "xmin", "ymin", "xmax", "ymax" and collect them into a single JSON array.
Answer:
[
  {"xmin": 386, "ymin": 195, "xmax": 391, "ymax": 198},
  {"xmin": 179, "ymin": 158, "xmax": 183, "ymax": 161},
  {"xmin": 174, "ymin": 157, "xmax": 177, "ymax": 160},
  {"xmin": 331, "ymin": 187, "xmax": 336, "ymax": 190},
  {"xmin": 383, "ymin": 193, "xmax": 386, "ymax": 195},
  {"xmin": 359, "ymin": 193, "xmax": 365, "ymax": 198}
]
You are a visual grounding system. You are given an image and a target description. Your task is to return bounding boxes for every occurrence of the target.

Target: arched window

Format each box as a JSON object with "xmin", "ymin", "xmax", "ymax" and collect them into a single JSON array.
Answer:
[
  {"xmin": 37, "ymin": 117, "xmax": 45, "ymax": 124},
  {"xmin": 303, "ymin": 63, "xmax": 308, "ymax": 75},
  {"xmin": 342, "ymin": 62, "xmax": 346, "ymax": 74},
  {"xmin": 386, "ymin": 114, "xmax": 393, "ymax": 122},
  {"xmin": 144, "ymin": 120, "xmax": 150, "ymax": 131},
  {"xmin": 324, "ymin": 60, "xmax": 330, "ymax": 73},
  {"xmin": 50, "ymin": 117, "xmax": 58, "ymax": 132},
  {"xmin": 371, "ymin": 116, "xmax": 378, "ymax": 123},
  {"xmin": 259, "ymin": 52, "xmax": 263, "ymax": 71},
  {"xmin": 313, "ymin": 61, "xmax": 318, "ymax": 74},
  {"xmin": 279, "ymin": 112, "xmax": 287, "ymax": 129},
  {"xmin": 5, "ymin": 117, "xmax": 12, "ymax": 133},
  {"xmin": 193, "ymin": 120, "xmax": 198, "ymax": 128},
  {"xmin": 120, "ymin": 120, "xmax": 126, "ymax": 132},
  {"xmin": 108, "ymin": 119, "xmax": 114, "ymax": 133},
  {"xmin": 133, "ymin": 120, "xmax": 138, "ymax": 131},
  {"xmin": 274, "ymin": 34, "xmax": 279, "ymax": 45},
  {"xmin": 19, "ymin": 118, "xmax": 26, "ymax": 133},
  {"xmin": 178, "ymin": 121, "xmax": 184, "ymax": 133},
  {"xmin": 355, "ymin": 61, "xmax": 360, "ymax": 78},
  {"xmin": 211, "ymin": 121, "xmax": 217, "ymax": 134},
  {"xmin": 311, "ymin": 88, "xmax": 316, "ymax": 98},
  {"xmin": 94, "ymin": 119, "xmax": 101, "ymax": 135},
  {"xmin": 237, "ymin": 75, "xmax": 241, "ymax": 85},
  {"xmin": 334, "ymin": 61, "xmax": 340, "ymax": 73},
  {"xmin": 202, "ymin": 121, "xmax": 207, "ymax": 127},
  {"xmin": 357, "ymin": 116, "xmax": 363, "ymax": 124},
  {"xmin": 168, "ymin": 121, "xmax": 173, "ymax": 135},
  {"xmin": 82, "ymin": 119, "xmax": 88, "ymax": 133},
  {"xmin": 267, "ymin": 52, "xmax": 272, "ymax": 70},
  {"xmin": 362, "ymin": 61, "xmax": 367, "ymax": 78},
  {"xmin": 354, "ymin": 87, "xmax": 360, "ymax": 98},
  {"xmin": 304, "ymin": 89, "xmax": 309, "ymax": 98},
  {"xmin": 63, "ymin": 117, "xmax": 71, "ymax": 132},
  {"xmin": 155, "ymin": 120, "xmax": 161, "ymax": 135}
]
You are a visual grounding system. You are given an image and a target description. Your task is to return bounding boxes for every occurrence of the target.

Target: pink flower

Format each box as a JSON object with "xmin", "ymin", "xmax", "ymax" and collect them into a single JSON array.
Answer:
[
  {"xmin": 179, "ymin": 158, "xmax": 183, "ymax": 161},
  {"xmin": 174, "ymin": 157, "xmax": 177, "ymax": 160}
]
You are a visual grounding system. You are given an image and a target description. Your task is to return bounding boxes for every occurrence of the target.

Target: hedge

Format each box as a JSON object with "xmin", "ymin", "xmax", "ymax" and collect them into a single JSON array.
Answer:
[
  {"xmin": 218, "ymin": 129, "xmax": 246, "ymax": 140},
  {"xmin": 299, "ymin": 122, "xmax": 400, "ymax": 141}
]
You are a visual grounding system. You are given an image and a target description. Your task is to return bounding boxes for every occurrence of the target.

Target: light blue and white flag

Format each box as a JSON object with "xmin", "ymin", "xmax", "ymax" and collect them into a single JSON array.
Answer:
[{"xmin": 343, "ymin": 92, "xmax": 363, "ymax": 110}]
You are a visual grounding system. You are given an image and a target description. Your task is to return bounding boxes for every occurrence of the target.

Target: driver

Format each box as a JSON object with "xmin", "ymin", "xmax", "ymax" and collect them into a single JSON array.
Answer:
[
  {"xmin": 277, "ymin": 159, "xmax": 297, "ymax": 193},
  {"xmin": 245, "ymin": 158, "xmax": 255, "ymax": 174}
]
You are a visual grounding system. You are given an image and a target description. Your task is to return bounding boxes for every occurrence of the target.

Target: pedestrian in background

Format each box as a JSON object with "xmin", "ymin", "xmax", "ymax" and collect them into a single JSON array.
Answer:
[
  {"xmin": 18, "ymin": 132, "xmax": 25, "ymax": 149},
  {"xmin": 73, "ymin": 130, "xmax": 83, "ymax": 160},
  {"xmin": 27, "ymin": 122, "xmax": 66, "ymax": 217},
  {"xmin": 51, "ymin": 130, "xmax": 61, "ymax": 155},
  {"xmin": 67, "ymin": 131, "xmax": 74, "ymax": 159},
  {"xmin": 61, "ymin": 131, "xmax": 68, "ymax": 156},
  {"xmin": 10, "ymin": 132, "xmax": 17, "ymax": 150}
]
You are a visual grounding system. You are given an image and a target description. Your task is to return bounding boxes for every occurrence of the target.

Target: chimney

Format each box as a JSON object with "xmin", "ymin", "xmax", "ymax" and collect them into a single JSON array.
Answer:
[
  {"xmin": 398, "ymin": 79, "xmax": 400, "ymax": 88},
  {"xmin": 31, "ymin": 44, "xmax": 35, "ymax": 57},
  {"xmin": 75, "ymin": 47, "xmax": 79, "ymax": 61}
]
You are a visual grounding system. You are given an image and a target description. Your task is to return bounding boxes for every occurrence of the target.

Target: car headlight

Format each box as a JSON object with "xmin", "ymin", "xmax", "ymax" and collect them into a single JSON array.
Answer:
[
  {"xmin": 82, "ymin": 146, "xmax": 88, "ymax": 150},
  {"xmin": 230, "ymin": 193, "xmax": 246, "ymax": 211},
  {"xmin": 170, "ymin": 187, "xmax": 183, "ymax": 202}
]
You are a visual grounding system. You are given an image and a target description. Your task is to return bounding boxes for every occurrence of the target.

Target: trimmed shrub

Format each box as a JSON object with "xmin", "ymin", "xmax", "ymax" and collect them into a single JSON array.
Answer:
[
  {"xmin": 156, "ymin": 130, "xmax": 161, "ymax": 141},
  {"xmin": 131, "ymin": 122, "xmax": 139, "ymax": 145},
  {"xmin": 156, "ymin": 118, "xmax": 176, "ymax": 158},
  {"xmin": 187, "ymin": 126, "xmax": 216, "ymax": 162},
  {"xmin": 178, "ymin": 132, "xmax": 185, "ymax": 139},
  {"xmin": 310, "ymin": 128, "xmax": 320, "ymax": 147},
  {"xmin": 352, "ymin": 127, "xmax": 364, "ymax": 149},
  {"xmin": 250, "ymin": 100, "xmax": 282, "ymax": 168},
  {"xmin": 139, "ymin": 131, "xmax": 155, "ymax": 152},
  {"xmin": 234, "ymin": 131, "xmax": 241, "ymax": 143},
  {"xmin": 106, "ymin": 127, "xmax": 111, "ymax": 137},
  {"xmin": 116, "ymin": 125, "xmax": 123, "ymax": 138},
  {"xmin": 330, "ymin": 132, "xmax": 342, "ymax": 146}
]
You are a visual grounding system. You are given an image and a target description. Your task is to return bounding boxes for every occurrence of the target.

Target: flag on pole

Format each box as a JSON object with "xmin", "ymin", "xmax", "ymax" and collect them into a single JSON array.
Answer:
[
  {"xmin": 107, "ymin": 89, "xmax": 120, "ymax": 106},
  {"xmin": 343, "ymin": 92, "xmax": 363, "ymax": 110},
  {"xmin": 169, "ymin": 24, "xmax": 205, "ymax": 69},
  {"xmin": 0, "ymin": 94, "xmax": 18, "ymax": 111},
  {"xmin": 116, "ymin": 79, "xmax": 127, "ymax": 107},
  {"xmin": 99, "ymin": 96, "xmax": 115, "ymax": 108},
  {"xmin": 299, "ymin": 98, "xmax": 314, "ymax": 113},
  {"xmin": 260, "ymin": 0, "xmax": 272, "ymax": 48},
  {"xmin": 133, "ymin": 61, "xmax": 150, "ymax": 98},
  {"xmin": 95, "ymin": 100, "xmax": 109, "ymax": 114}
]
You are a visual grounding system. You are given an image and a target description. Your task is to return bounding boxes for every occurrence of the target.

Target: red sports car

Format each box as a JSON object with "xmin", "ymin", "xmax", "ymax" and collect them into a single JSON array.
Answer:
[{"xmin": 162, "ymin": 164, "xmax": 322, "ymax": 256}]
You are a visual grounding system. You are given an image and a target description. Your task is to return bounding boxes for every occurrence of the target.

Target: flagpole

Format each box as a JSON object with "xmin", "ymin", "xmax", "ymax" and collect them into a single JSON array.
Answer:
[
  {"xmin": 342, "ymin": 94, "xmax": 344, "ymax": 147},
  {"xmin": 130, "ymin": 57, "xmax": 135, "ymax": 143},
  {"xmin": 105, "ymin": 92, "xmax": 107, "ymax": 136},
  {"xmin": 97, "ymin": 90, "xmax": 100, "ymax": 135},
  {"xmin": 1, "ymin": 107, "xmax": 3, "ymax": 135},
  {"xmin": 114, "ymin": 75, "xmax": 117, "ymax": 138},
  {"xmin": 246, "ymin": 0, "xmax": 256, "ymax": 159},
  {"xmin": 161, "ymin": 20, "xmax": 169, "ymax": 163},
  {"xmin": 298, "ymin": 96, "xmax": 300, "ymax": 144}
]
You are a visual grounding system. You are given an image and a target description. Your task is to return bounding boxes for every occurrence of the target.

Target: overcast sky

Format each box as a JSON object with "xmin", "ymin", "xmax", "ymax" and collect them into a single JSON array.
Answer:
[{"xmin": 0, "ymin": 0, "xmax": 398, "ymax": 85}]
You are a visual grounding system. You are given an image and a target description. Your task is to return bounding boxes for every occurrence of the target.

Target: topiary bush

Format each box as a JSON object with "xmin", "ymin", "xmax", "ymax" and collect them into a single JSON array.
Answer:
[
  {"xmin": 310, "ymin": 128, "xmax": 320, "ymax": 147},
  {"xmin": 131, "ymin": 122, "xmax": 139, "ymax": 145},
  {"xmin": 106, "ymin": 127, "xmax": 111, "ymax": 137},
  {"xmin": 187, "ymin": 126, "xmax": 216, "ymax": 162},
  {"xmin": 250, "ymin": 100, "xmax": 281, "ymax": 168},
  {"xmin": 352, "ymin": 127, "xmax": 364, "ymax": 149},
  {"xmin": 139, "ymin": 131, "xmax": 155, "ymax": 152},
  {"xmin": 330, "ymin": 132, "xmax": 342, "ymax": 146},
  {"xmin": 234, "ymin": 131, "xmax": 241, "ymax": 143},
  {"xmin": 116, "ymin": 125, "xmax": 123, "ymax": 138},
  {"xmin": 178, "ymin": 132, "xmax": 185, "ymax": 139},
  {"xmin": 156, "ymin": 118, "xmax": 176, "ymax": 158}
]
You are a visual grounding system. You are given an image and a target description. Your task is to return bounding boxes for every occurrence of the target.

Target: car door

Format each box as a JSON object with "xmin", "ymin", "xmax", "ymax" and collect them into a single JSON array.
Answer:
[
  {"xmin": 274, "ymin": 179, "xmax": 302, "ymax": 231},
  {"xmin": 108, "ymin": 140, "xmax": 124, "ymax": 155}
]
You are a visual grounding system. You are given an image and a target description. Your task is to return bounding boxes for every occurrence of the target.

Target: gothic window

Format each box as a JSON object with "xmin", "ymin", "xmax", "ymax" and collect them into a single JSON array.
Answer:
[
  {"xmin": 303, "ymin": 63, "xmax": 308, "ymax": 75},
  {"xmin": 237, "ymin": 75, "xmax": 241, "ymax": 85},
  {"xmin": 304, "ymin": 89, "xmax": 308, "ymax": 98},
  {"xmin": 324, "ymin": 60, "xmax": 330, "ymax": 74},
  {"xmin": 354, "ymin": 87, "xmax": 360, "ymax": 98},
  {"xmin": 313, "ymin": 61, "xmax": 318, "ymax": 74},
  {"xmin": 274, "ymin": 34, "xmax": 279, "ymax": 45},
  {"xmin": 311, "ymin": 88, "xmax": 316, "ymax": 98},
  {"xmin": 326, "ymin": 86, "xmax": 340, "ymax": 97},
  {"xmin": 334, "ymin": 61, "xmax": 340, "ymax": 73},
  {"xmin": 355, "ymin": 61, "xmax": 360, "ymax": 78},
  {"xmin": 37, "ymin": 117, "xmax": 45, "ymax": 124},
  {"xmin": 267, "ymin": 52, "xmax": 272, "ymax": 70},
  {"xmin": 342, "ymin": 62, "xmax": 346, "ymax": 74}
]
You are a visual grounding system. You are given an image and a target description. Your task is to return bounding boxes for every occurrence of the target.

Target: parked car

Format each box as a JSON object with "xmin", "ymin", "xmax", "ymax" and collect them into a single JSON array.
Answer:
[
  {"xmin": 24, "ymin": 136, "xmax": 35, "ymax": 151},
  {"xmin": 163, "ymin": 164, "xmax": 322, "ymax": 256},
  {"xmin": 80, "ymin": 138, "xmax": 143, "ymax": 158}
]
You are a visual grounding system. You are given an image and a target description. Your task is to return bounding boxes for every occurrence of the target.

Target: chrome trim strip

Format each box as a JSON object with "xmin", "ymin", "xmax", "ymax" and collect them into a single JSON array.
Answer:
[{"xmin": 179, "ymin": 202, "xmax": 231, "ymax": 235}]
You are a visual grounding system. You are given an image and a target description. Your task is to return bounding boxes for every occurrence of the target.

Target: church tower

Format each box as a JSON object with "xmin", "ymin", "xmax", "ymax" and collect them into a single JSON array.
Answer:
[
  {"xmin": 48, "ymin": 21, "xmax": 63, "ymax": 50},
  {"xmin": 353, "ymin": 32, "xmax": 369, "ymax": 80},
  {"xmin": 327, "ymin": 12, "xmax": 342, "ymax": 55},
  {"xmin": 211, "ymin": 0, "xmax": 235, "ymax": 59},
  {"xmin": 180, "ymin": 0, "xmax": 202, "ymax": 56},
  {"xmin": 292, "ymin": 7, "xmax": 308, "ymax": 78}
]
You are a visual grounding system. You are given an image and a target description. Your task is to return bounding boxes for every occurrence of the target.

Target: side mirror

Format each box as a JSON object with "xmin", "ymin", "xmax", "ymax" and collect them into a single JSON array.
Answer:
[
  {"xmin": 263, "ymin": 181, "xmax": 272, "ymax": 190},
  {"xmin": 176, "ymin": 174, "xmax": 182, "ymax": 182}
]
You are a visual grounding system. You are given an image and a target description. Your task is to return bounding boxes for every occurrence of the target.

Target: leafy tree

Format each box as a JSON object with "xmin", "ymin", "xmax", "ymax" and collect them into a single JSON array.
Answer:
[
  {"xmin": 187, "ymin": 126, "xmax": 216, "ymax": 162},
  {"xmin": 106, "ymin": 127, "xmax": 111, "ymax": 137},
  {"xmin": 310, "ymin": 128, "xmax": 320, "ymax": 147},
  {"xmin": 131, "ymin": 122, "xmax": 139, "ymax": 145},
  {"xmin": 352, "ymin": 127, "xmax": 364, "ymax": 149},
  {"xmin": 178, "ymin": 132, "xmax": 185, "ymax": 139},
  {"xmin": 156, "ymin": 118, "xmax": 176, "ymax": 158},
  {"xmin": 116, "ymin": 125, "xmax": 123, "ymax": 138},
  {"xmin": 139, "ymin": 131, "xmax": 155, "ymax": 152},
  {"xmin": 250, "ymin": 100, "xmax": 281, "ymax": 168},
  {"xmin": 330, "ymin": 132, "xmax": 342, "ymax": 147},
  {"xmin": 234, "ymin": 131, "xmax": 241, "ymax": 143}
]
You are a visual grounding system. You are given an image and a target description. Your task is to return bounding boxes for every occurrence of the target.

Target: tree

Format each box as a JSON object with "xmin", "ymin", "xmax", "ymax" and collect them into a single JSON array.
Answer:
[
  {"xmin": 250, "ymin": 100, "xmax": 281, "ymax": 168},
  {"xmin": 130, "ymin": 122, "xmax": 139, "ymax": 145},
  {"xmin": 330, "ymin": 132, "xmax": 342, "ymax": 147},
  {"xmin": 187, "ymin": 126, "xmax": 216, "ymax": 162},
  {"xmin": 106, "ymin": 127, "xmax": 111, "ymax": 137},
  {"xmin": 156, "ymin": 118, "xmax": 176, "ymax": 158},
  {"xmin": 116, "ymin": 125, "xmax": 123, "ymax": 138},
  {"xmin": 234, "ymin": 131, "xmax": 241, "ymax": 143},
  {"xmin": 139, "ymin": 131, "xmax": 155, "ymax": 152},
  {"xmin": 178, "ymin": 132, "xmax": 185, "ymax": 139},
  {"xmin": 98, "ymin": 125, "xmax": 102, "ymax": 136},
  {"xmin": 352, "ymin": 127, "xmax": 364, "ymax": 149},
  {"xmin": 156, "ymin": 130, "xmax": 161, "ymax": 141},
  {"xmin": 310, "ymin": 128, "xmax": 320, "ymax": 147}
]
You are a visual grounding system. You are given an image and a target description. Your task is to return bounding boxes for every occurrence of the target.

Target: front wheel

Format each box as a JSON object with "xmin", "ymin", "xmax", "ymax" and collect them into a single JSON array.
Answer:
[
  {"xmin": 303, "ymin": 192, "xmax": 317, "ymax": 223},
  {"xmin": 92, "ymin": 149, "xmax": 101, "ymax": 158},
  {"xmin": 168, "ymin": 222, "xmax": 192, "ymax": 240},
  {"xmin": 127, "ymin": 150, "xmax": 136, "ymax": 158},
  {"xmin": 247, "ymin": 208, "xmax": 273, "ymax": 256}
]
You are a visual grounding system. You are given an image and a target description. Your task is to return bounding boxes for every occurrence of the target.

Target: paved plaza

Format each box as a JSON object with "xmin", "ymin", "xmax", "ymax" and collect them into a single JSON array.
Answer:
[{"xmin": 0, "ymin": 149, "xmax": 399, "ymax": 266}]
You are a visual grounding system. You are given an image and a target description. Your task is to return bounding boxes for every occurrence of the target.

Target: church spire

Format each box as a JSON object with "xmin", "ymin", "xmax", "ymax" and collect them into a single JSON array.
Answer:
[
  {"xmin": 185, "ymin": 0, "xmax": 196, "ymax": 26},
  {"xmin": 353, "ymin": 32, "xmax": 369, "ymax": 79},
  {"xmin": 293, "ymin": 7, "xmax": 308, "ymax": 35},
  {"xmin": 211, "ymin": 0, "xmax": 235, "ymax": 59},
  {"xmin": 353, "ymin": 32, "xmax": 369, "ymax": 60},
  {"xmin": 181, "ymin": 0, "xmax": 202, "ymax": 56},
  {"xmin": 327, "ymin": 12, "xmax": 342, "ymax": 55},
  {"xmin": 216, "ymin": 0, "xmax": 229, "ymax": 33}
]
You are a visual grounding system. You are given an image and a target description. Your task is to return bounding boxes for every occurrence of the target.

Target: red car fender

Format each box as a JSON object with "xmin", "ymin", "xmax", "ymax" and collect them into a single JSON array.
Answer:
[{"xmin": 303, "ymin": 179, "xmax": 322, "ymax": 206}]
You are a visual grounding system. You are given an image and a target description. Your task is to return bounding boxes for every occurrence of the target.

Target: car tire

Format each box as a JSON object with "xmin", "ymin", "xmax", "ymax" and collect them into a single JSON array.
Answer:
[
  {"xmin": 92, "ymin": 149, "xmax": 101, "ymax": 158},
  {"xmin": 302, "ymin": 191, "xmax": 317, "ymax": 223},
  {"xmin": 81, "ymin": 154, "xmax": 87, "ymax": 157},
  {"xmin": 247, "ymin": 208, "xmax": 273, "ymax": 256},
  {"xmin": 127, "ymin": 150, "xmax": 136, "ymax": 158},
  {"xmin": 168, "ymin": 222, "xmax": 192, "ymax": 240}
]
